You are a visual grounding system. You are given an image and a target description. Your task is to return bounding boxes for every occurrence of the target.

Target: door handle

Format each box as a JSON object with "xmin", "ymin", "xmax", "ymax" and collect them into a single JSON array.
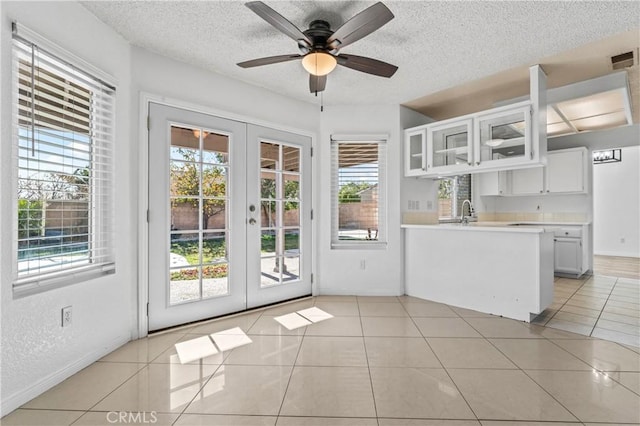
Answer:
[
  {"xmin": 249, "ymin": 218, "xmax": 256, "ymax": 225},
  {"xmin": 249, "ymin": 204, "xmax": 256, "ymax": 212}
]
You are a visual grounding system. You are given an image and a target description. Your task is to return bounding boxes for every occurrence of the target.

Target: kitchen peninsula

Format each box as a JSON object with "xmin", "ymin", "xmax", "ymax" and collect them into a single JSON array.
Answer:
[{"xmin": 403, "ymin": 223, "xmax": 554, "ymax": 322}]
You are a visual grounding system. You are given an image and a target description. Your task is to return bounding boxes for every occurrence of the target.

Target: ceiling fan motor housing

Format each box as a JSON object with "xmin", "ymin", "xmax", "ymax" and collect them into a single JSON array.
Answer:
[{"xmin": 299, "ymin": 20, "xmax": 334, "ymax": 54}]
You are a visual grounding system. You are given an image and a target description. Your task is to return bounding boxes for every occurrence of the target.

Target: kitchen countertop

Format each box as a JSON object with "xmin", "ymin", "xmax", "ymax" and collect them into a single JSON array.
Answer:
[{"xmin": 401, "ymin": 221, "xmax": 591, "ymax": 233}]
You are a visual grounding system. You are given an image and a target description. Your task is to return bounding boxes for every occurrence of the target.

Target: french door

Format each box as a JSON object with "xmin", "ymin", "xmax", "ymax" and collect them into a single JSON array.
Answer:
[{"xmin": 148, "ymin": 103, "xmax": 311, "ymax": 331}]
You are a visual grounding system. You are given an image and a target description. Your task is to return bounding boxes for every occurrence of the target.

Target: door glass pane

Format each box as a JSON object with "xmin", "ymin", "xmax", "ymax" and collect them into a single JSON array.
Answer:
[
  {"xmin": 478, "ymin": 110, "xmax": 527, "ymax": 162},
  {"xmin": 203, "ymin": 263, "xmax": 229, "ymax": 299},
  {"xmin": 283, "ymin": 146, "xmax": 300, "ymax": 172},
  {"xmin": 259, "ymin": 140, "xmax": 302, "ymax": 288},
  {"xmin": 261, "ymin": 229, "xmax": 278, "ymax": 257},
  {"xmin": 283, "ymin": 174, "xmax": 300, "ymax": 200},
  {"xmin": 431, "ymin": 124, "xmax": 469, "ymax": 168},
  {"xmin": 203, "ymin": 200, "xmax": 226, "ymax": 230},
  {"xmin": 169, "ymin": 125, "xmax": 230, "ymax": 305},
  {"xmin": 283, "ymin": 256, "xmax": 299, "ymax": 282},
  {"xmin": 261, "ymin": 142, "xmax": 280, "ymax": 170},
  {"xmin": 170, "ymin": 161, "xmax": 199, "ymax": 196},
  {"xmin": 409, "ymin": 133, "xmax": 423, "ymax": 170},
  {"xmin": 171, "ymin": 126, "xmax": 200, "ymax": 162},
  {"xmin": 171, "ymin": 199, "xmax": 199, "ymax": 232},
  {"xmin": 202, "ymin": 132, "xmax": 229, "ymax": 164},
  {"xmin": 203, "ymin": 231, "xmax": 227, "ymax": 263},
  {"xmin": 170, "ymin": 266, "xmax": 200, "ymax": 305},
  {"xmin": 283, "ymin": 202, "xmax": 300, "ymax": 227},
  {"xmin": 261, "ymin": 257, "xmax": 281, "ymax": 287},
  {"xmin": 170, "ymin": 232, "xmax": 200, "ymax": 266}
]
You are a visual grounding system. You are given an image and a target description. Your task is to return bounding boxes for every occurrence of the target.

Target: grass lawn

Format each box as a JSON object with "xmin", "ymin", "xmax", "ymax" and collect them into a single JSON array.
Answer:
[{"xmin": 171, "ymin": 233, "xmax": 299, "ymax": 264}]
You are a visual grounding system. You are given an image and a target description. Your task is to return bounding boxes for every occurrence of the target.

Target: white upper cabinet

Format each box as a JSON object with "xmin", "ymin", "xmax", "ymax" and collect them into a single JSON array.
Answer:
[
  {"xmin": 426, "ymin": 118, "xmax": 473, "ymax": 175},
  {"xmin": 404, "ymin": 65, "xmax": 547, "ymax": 178},
  {"xmin": 473, "ymin": 104, "xmax": 532, "ymax": 170},
  {"xmin": 476, "ymin": 147, "xmax": 588, "ymax": 196},
  {"xmin": 510, "ymin": 166, "xmax": 545, "ymax": 195},
  {"xmin": 546, "ymin": 147, "xmax": 587, "ymax": 194},
  {"xmin": 404, "ymin": 128, "xmax": 426, "ymax": 176}
]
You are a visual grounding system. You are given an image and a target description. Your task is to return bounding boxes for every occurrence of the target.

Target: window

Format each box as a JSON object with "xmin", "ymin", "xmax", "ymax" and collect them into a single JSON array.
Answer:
[
  {"xmin": 12, "ymin": 26, "xmax": 115, "ymax": 293},
  {"xmin": 331, "ymin": 137, "xmax": 386, "ymax": 246},
  {"xmin": 438, "ymin": 175, "xmax": 471, "ymax": 220}
]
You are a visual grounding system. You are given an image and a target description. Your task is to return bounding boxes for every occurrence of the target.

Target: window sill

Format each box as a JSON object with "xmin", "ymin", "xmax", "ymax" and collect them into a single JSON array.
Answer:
[
  {"xmin": 331, "ymin": 241, "xmax": 387, "ymax": 250},
  {"xmin": 13, "ymin": 263, "xmax": 116, "ymax": 298}
]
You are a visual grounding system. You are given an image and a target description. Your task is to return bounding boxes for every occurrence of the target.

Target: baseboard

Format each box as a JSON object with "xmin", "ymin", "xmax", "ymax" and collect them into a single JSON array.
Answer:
[
  {"xmin": 1, "ymin": 334, "xmax": 130, "ymax": 417},
  {"xmin": 594, "ymin": 251, "xmax": 640, "ymax": 258},
  {"xmin": 316, "ymin": 286, "xmax": 403, "ymax": 296}
]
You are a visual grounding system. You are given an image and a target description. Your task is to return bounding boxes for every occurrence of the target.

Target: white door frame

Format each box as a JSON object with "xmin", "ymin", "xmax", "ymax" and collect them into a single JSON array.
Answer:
[{"xmin": 137, "ymin": 92, "xmax": 317, "ymax": 339}]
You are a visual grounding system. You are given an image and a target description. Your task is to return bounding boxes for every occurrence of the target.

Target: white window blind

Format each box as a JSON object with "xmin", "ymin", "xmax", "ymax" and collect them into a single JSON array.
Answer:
[
  {"xmin": 12, "ymin": 27, "xmax": 116, "ymax": 293},
  {"xmin": 331, "ymin": 138, "xmax": 386, "ymax": 247}
]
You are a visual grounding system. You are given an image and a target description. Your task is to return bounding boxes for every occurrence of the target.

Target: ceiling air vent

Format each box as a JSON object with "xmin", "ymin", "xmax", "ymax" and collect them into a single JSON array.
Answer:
[{"xmin": 611, "ymin": 51, "xmax": 635, "ymax": 70}]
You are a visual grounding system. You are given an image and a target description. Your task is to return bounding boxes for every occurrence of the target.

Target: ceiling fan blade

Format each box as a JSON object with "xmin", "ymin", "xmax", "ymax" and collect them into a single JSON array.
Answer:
[
  {"xmin": 309, "ymin": 74, "xmax": 327, "ymax": 93},
  {"xmin": 337, "ymin": 54, "xmax": 398, "ymax": 78},
  {"xmin": 237, "ymin": 54, "xmax": 302, "ymax": 68},
  {"xmin": 245, "ymin": 2, "xmax": 311, "ymax": 45},
  {"xmin": 326, "ymin": 2, "xmax": 394, "ymax": 50}
]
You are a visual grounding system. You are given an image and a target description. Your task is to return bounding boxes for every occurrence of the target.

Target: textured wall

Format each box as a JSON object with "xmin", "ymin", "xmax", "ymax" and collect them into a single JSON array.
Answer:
[{"xmin": 0, "ymin": 1, "xmax": 135, "ymax": 415}]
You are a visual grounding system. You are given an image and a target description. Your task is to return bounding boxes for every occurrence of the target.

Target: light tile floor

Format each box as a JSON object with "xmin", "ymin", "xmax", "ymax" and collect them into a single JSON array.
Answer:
[
  {"xmin": 534, "ymin": 274, "xmax": 640, "ymax": 348},
  {"xmin": 3, "ymin": 294, "xmax": 640, "ymax": 425}
]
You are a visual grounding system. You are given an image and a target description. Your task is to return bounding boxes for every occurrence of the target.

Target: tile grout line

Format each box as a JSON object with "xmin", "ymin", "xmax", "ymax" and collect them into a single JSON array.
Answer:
[
  {"xmin": 589, "ymin": 277, "xmax": 620, "ymax": 340},
  {"xmin": 360, "ymin": 297, "xmax": 380, "ymax": 426},
  {"xmin": 459, "ymin": 318, "xmax": 584, "ymax": 423},
  {"xmin": 544, "ymin": 275, "xmax": 592, "ymax": 327},
  {"xmin": 274, "ymin": 303, "xmax": 309, "ymax": 420},
  {"xmin": 401, "ymin": 301, "xmax": 481, "ymax": 423}
]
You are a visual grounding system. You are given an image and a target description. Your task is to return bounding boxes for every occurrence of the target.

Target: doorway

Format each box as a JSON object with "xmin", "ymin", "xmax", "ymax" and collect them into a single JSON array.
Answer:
[{"xmin": 147, "ymin": 103, "xmax": 312, "ymax": 331}]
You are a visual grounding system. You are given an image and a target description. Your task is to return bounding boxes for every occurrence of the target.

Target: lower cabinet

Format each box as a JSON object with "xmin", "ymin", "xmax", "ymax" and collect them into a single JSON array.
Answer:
[{"xmin": 554, "ymin": 237, "xmax": 582, "ymax": 275}]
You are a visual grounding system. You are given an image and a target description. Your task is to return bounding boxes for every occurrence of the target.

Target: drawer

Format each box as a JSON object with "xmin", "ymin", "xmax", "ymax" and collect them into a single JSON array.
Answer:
[{"xmin": 553, "ymin": 227, "xmax": 582, "ymax": 238}]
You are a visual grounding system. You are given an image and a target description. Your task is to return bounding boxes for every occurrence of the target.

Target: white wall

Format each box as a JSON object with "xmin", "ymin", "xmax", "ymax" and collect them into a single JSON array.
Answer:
[
  {"xmin": 131, "ymin": 47, "xmax": 319, "ymax": 133},
  {"xmin": 0, "ymin": 1, "xmax": 134, "ymax": 415},
  {"xmin": 316, "ymin": 105, "xmax": 403, "ymax": 295},
  {"xmin": 399, "ymin": 107, "xmax": 439, "ymax": 215},
  {"xmin": 593, "ymin": 145, "xmax": 640, "ymax": 257}
]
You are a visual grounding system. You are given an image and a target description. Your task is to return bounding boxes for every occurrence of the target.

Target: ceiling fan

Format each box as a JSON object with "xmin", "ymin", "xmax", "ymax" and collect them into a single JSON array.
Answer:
[{"xmin": 237, "ymin": 1, "xmax": 398, "ymax": 94}]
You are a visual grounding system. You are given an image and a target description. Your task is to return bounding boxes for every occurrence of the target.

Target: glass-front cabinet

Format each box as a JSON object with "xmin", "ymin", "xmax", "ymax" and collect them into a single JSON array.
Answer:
[
  {"xmin": 426, "ymin": 118, "xmax": 473, "ymax": 175},
  {"xmin": 404, "ymin": 128, "xmax": 426, "ymax": 176},
  {"xmin": 403, "ymin": 102, "xmax": 538, "ymax": 178},
  {"xmin": 473, "ymin": 104, "xmax": 532, "ymax": 169}
]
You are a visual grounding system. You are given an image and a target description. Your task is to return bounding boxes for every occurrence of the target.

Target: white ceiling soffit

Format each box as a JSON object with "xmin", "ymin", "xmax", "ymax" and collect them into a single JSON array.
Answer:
[{"xmin": 80, "ymin": 1, "xmax": 639, "ymax": 107}]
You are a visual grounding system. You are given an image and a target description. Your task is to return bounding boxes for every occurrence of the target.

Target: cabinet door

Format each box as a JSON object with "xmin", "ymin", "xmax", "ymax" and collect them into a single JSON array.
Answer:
[
  {"xmin": 477, "ymin": 171, "xmax": 509, "ymax": 196},
  {"xmin": 474, "ymin": 105, "xmax": 532, "ymax": 170},
  {"xmin": 510, "ymin": 167, "xmax": 544, "ymax": 195},
  {"xmin": 546, "ymin": 149, "xmax": 586, "ymax": 193},
  {"xmin": 554, "ymin": 238, "xmax": 582, "ymax": 274},
  {"xmin": 404, "ymin": 129, "xmax": 426, "ymax": 176},
  {"xmin": 426, "ymin": 118, "xmax": 473, "ymax": 175}
]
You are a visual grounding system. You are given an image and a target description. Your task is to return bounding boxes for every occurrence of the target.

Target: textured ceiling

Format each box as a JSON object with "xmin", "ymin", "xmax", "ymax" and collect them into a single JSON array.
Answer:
[{"xmin": 80, "ymin": 1, "xmax": 639, "ymax": 108}]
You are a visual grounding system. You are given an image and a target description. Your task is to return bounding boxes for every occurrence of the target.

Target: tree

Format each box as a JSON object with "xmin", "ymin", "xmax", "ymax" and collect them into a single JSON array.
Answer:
[
  {"xmin": 170, "ymin": 149, "xmax": 226, "ymax": 228},
  {"xmin": 17, "ymin": 199, "xmax": 43, "ymax": 240},
  {"xmin": 338, "ymin": 182, "xmax": 372, "ymax": 203}
]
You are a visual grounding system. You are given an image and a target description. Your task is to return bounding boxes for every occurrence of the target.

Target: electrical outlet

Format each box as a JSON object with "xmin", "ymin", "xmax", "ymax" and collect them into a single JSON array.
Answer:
[
  {"xmin": 360, "ymin": 259, "xmax": 366, "ymax": 270},
  {"xmin": 427, "ymin": 200, "xmax": 433, "ymax": 210},
  {"xmin": 62, "ymin": 306, "xmax": 72, "ymax": 327}
]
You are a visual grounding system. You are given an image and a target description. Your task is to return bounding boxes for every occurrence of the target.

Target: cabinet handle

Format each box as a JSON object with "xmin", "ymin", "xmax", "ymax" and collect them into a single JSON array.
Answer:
[
  {"xmin": 546, "ymin": 190, "xmax": 550, "ymax": 193},
  {"xmin": 475, "ymin": 161, "xmax": 480, "ymax": 166},
  {"xmin": 540, "ymin": 190, "xmax": 543, "ymax": 193},
  {"xmin": 468, "ymin": 162, "xmax": 472, "ymax": 166}
]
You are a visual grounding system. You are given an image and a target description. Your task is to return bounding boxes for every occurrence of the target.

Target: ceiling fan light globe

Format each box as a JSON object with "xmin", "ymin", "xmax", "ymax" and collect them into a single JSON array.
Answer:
[{"xmin": 302, "ymin": 52, "xmax": 337, "ymax": 76}]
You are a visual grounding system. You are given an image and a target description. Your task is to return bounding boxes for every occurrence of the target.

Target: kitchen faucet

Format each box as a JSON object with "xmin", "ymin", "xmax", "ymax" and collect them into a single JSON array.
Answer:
[{"xmin": 460, "ymin": 199, "xmax": 474, "ymax": 224}]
